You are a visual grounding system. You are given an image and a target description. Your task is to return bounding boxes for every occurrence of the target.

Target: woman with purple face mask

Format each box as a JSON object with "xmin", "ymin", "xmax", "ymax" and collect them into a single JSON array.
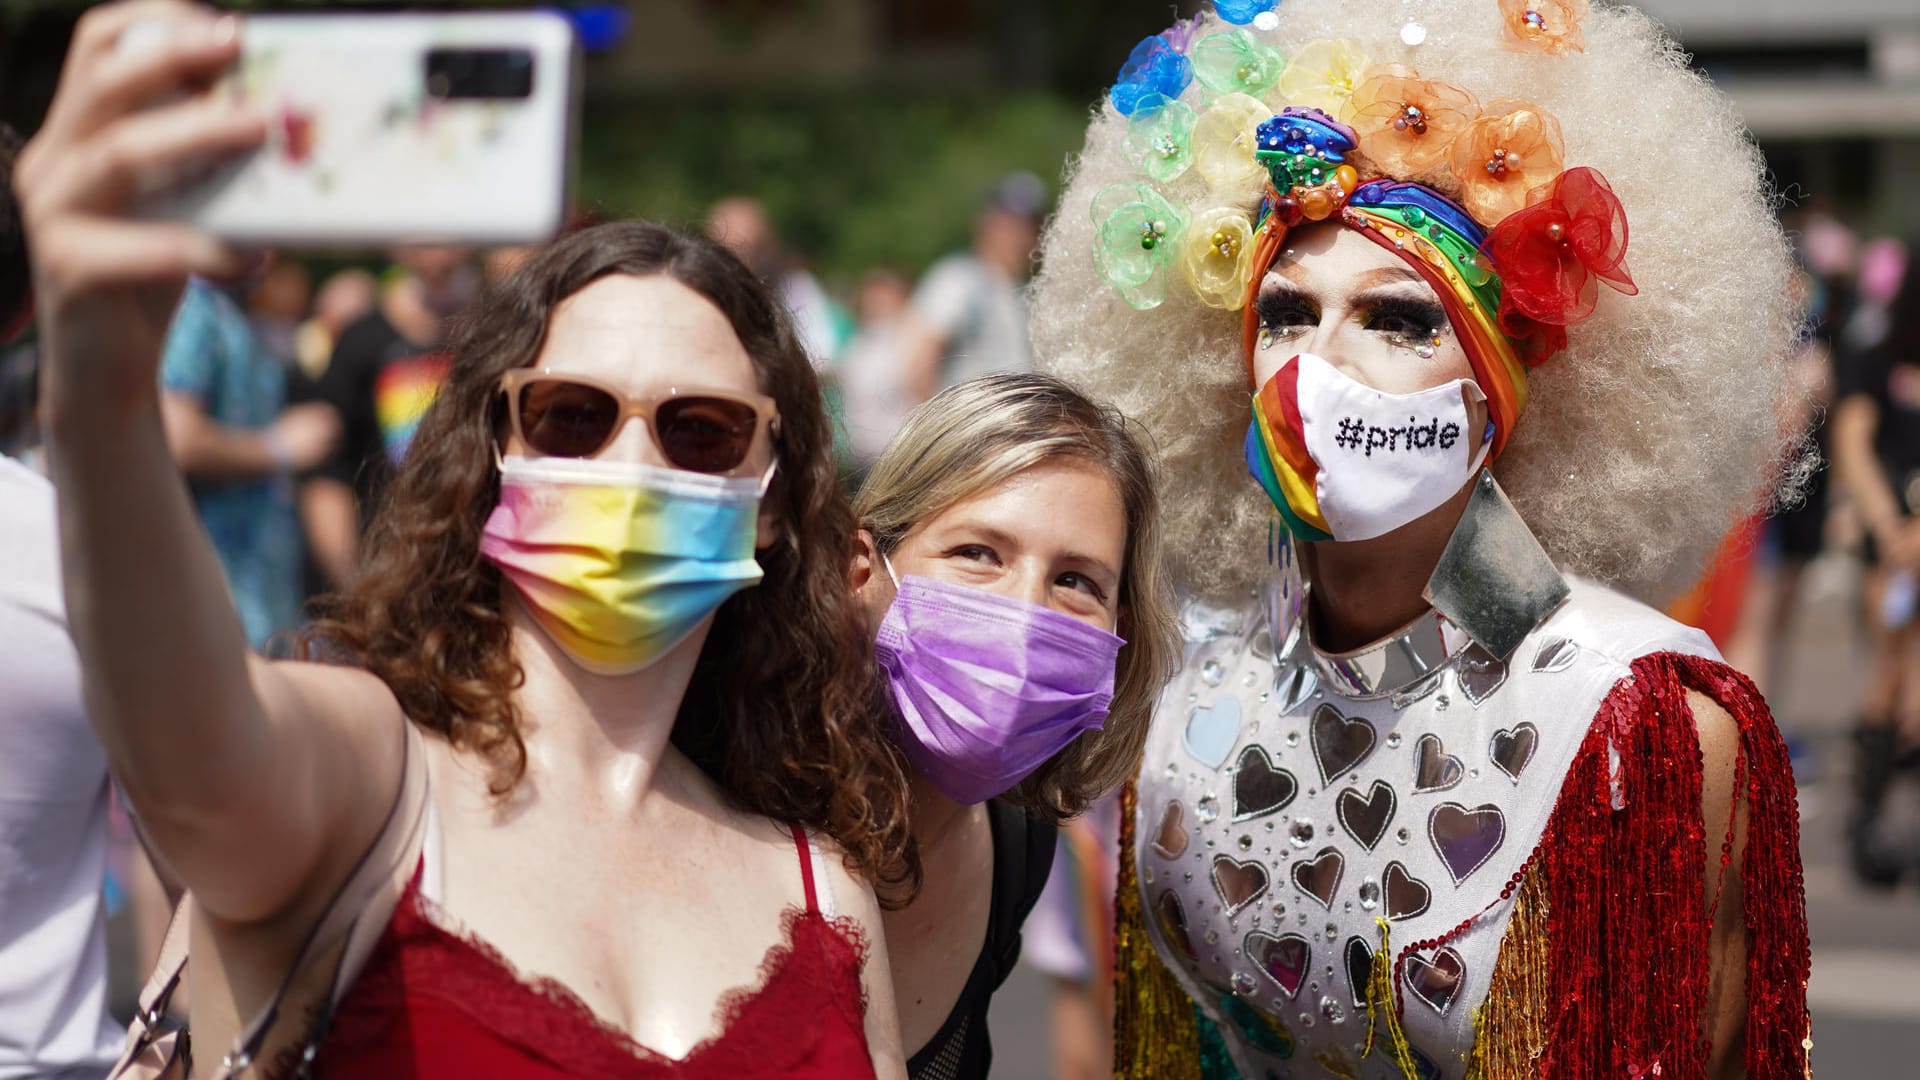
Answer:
[{"xmin": 850, "ymin": 373, "xmax": 1180, "ymax": 1080}]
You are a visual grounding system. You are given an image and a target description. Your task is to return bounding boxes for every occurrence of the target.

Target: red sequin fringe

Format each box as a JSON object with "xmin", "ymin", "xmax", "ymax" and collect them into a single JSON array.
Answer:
[{"xmin": 1534, "ymin": 652, "xmax": 1810, "ymax": 1079}]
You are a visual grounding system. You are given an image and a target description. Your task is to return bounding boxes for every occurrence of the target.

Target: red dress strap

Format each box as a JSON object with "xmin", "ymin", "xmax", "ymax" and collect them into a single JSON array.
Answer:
[{"xmin": 790, "ymin": 824, "xmax": 818, "ymax": 915}]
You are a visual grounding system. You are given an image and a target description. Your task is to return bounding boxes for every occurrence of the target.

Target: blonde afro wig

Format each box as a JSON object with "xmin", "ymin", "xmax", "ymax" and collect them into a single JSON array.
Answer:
[{"xmin": 1032, "ymin": 0, "xmax": 1801, "ymax": 607}]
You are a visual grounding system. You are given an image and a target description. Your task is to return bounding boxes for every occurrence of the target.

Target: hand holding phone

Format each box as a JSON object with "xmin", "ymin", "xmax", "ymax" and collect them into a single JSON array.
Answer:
[{"xmin": 135, "ymin": 11, "xmax": 578, "ymax": 248}]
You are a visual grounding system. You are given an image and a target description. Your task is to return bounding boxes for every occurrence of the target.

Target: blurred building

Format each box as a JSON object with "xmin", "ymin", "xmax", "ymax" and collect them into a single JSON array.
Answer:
[{"xmin": 1635, "ymin": 0, "xmax": 1920, "ymax": 231}]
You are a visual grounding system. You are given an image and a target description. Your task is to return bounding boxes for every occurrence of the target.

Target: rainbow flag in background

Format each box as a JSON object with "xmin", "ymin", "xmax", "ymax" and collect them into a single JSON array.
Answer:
[{"xmin": 375, "ymin": 352, "xmax": 452, "ymax": 464}]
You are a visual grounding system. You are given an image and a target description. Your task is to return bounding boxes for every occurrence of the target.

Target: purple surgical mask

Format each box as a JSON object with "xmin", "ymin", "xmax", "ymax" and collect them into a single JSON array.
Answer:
[{"xmin": 875, "ymin": 563, "xmax": 1125, "ymax": 805}]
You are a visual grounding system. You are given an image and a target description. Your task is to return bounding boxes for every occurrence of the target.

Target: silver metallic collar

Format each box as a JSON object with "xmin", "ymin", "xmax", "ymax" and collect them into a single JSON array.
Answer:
[
  {"xmin": 1265, "ymin": 469, "xmax": 1570, "ymax": 707},
  {"xmin": 1305, "ymin": 604, "xmax": 1463, "ymax": 701}
]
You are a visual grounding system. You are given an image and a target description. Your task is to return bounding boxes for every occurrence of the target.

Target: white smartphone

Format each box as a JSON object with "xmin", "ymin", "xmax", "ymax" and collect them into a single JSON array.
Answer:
[{"xmin": 137, "ymin": 11, "xmax": 578, "ymax": 248}]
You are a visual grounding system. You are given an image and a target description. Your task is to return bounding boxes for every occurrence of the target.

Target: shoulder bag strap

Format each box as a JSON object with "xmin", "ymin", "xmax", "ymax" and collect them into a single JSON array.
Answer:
[
  {"xmin": 225, "ymin": 717, "xmax": 432, "ymax": 1075},
  {"xmin": 109, "ymin": 716, "xmax": 431, "ymax": 1079}
]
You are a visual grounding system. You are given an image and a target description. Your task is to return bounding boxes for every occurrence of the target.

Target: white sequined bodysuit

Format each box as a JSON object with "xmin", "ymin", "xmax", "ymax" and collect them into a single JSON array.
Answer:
[{"xmin": 1132, "ymin": 574, "xmax": 1716, "ymax": 1080}]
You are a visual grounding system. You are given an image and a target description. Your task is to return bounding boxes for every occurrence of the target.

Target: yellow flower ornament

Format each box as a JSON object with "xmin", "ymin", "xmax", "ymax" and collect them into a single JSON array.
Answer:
[
  {"xmin": 1275, "ymin": 39, "xmax": 1371, "ymax": 116},
  {"xmin": 1180, "ymin": 206, "xmax": 1257, "ymax": 310}
]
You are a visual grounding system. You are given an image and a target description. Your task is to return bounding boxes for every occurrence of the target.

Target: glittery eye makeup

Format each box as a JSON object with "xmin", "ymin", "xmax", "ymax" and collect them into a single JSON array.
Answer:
[
  {"xmin": 1255, "ymin": 286, "xmax": 1318, "ymax": 342},
  {"xmin": 1256, "ymin": 281, "xmax": 1452, "ymax": 358},
  {"xmin": 1363, "ymin": 296, "xmax": 1451, "ymax": 356}
]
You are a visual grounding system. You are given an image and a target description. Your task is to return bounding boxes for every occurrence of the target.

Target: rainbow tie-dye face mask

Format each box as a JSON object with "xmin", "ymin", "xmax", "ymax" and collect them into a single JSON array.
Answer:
[{"xmin": 480, "ymin": 454, "xmax": 769, "ymax": 674}]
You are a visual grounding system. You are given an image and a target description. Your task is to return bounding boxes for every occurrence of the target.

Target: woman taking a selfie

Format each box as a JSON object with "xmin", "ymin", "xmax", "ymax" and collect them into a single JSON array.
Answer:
[
  {"xmin": 18, "ymin": 3, "xmax": 912, "ymax": 1076},
  {"xmin": 850, "ymin": 373, "xmax": 1180, "ymax": 1079}
]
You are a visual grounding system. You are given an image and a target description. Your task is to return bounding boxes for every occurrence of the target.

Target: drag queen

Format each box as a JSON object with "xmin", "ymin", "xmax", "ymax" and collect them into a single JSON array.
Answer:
[{"xmin": 1031, "ymin": 1, "xmax": 1811, "ymax": 1077}]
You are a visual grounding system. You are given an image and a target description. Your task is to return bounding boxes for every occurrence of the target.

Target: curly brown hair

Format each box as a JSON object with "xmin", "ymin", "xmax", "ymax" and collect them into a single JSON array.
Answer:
[{"xmin": 306, "ymin": 221, "xmax": 918, "ymax": 897}]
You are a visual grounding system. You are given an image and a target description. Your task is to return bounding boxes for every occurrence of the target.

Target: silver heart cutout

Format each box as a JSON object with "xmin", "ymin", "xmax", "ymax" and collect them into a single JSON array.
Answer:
[
  {"xmin": 1344, "ymin": 936, "xmax": 1373, "ymax": 1006},
  {"xmin": 1155, "ymin": 888, "xmax": 1196, "ymax": 958},
  {"xmin": 1404, "ymin": 946, "xmax": 1466, "ymax": 1014},
  {"xmin": 1290, "ymin": 846, "xmax": 1345, "ymax": 910},
  {"xmin": 1490, "ymin": 723, "xmax": 1539, "ymax": 781},
  {"xmin": 1531, "ymin": 636, "xmax": 1578, "ymax": 673},
  {"xmin": 1412, "ymin": 733, "xmax": 1464, "ymax": 793},
  {"xmin": 1211, "ymin": 854, "xmax": 1270, "ymax": 916},
  {"xmin": 1183, "ymin": 695, "xmax": 1242, "ymax": 769},
  {"xmin": 1246, "ymin": 931, "xmax": 1311, "ymax": 997},
  {"xmin": 1152, "ymin": 800, "xmax": 1189, "ymax": 859},
  {"xmin": 1233, "ymin": 745, "xmax": 1298, "ymax": 822},
  {"xmin": 1453, "ymin": 643, "xmax": 1508, "ymax": 707},
  {"xmin": 1336, "ymin": 779, "xmax": 1396, "ymax": 851},
  {"xmin": 1429, "ymin": 802, "xmax": 1507, "ymax": 884},
  {"xmin": 1310, "ymin": 703, "xmax": 1376, "ymax": 784},
  {"xmin": 1382, "ymin": 860, "xmax": 1431, "ymax": 921},
  {"xmin": 1274, "ymin": 659, "xmax": 1319, "ymax": 714}
]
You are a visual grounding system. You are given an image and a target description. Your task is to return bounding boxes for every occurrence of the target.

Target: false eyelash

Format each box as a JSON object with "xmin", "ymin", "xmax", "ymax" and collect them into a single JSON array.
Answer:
[
  {"xmin": 1255, "ymin": 289, "xmax": 1316, "ymax": 331},
  {"xmin": 1364, "ymin": 297, "xmax": 1450, "ymax": 339}
]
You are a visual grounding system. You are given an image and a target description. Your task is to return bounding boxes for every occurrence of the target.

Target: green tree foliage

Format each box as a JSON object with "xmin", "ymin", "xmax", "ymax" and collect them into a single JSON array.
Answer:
[{"xmin": 577, "ymin": 90, "xmax": 1089, "ymax": 285}]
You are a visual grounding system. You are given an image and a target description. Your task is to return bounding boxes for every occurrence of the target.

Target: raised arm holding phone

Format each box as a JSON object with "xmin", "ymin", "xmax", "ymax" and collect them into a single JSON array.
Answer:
[{"xmin": 18, "ymin": 3, "xmax": 912, "ymax": 1076}]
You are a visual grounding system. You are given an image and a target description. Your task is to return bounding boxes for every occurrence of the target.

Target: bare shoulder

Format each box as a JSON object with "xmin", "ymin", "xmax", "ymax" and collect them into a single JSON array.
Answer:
[
  {"xmin": 257, "ymin": 657, "xmax": 402, "ymax": 714},
  {"xmin": 1687, "ymin": 689, "xmax": 1743, "ymax": 787},
  {"xmin": 1687, "ymin": 688, "xmax": 1749, "ymax": 909}
]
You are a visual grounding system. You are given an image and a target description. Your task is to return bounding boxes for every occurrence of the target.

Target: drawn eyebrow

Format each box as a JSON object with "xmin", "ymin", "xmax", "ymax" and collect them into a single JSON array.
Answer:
[{"xmin": 1264, "ymin": 264, "xmax": 1422, "ymax": 293}]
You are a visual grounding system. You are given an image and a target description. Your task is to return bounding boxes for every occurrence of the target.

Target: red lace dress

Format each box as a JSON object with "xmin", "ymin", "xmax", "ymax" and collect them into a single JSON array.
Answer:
[{"xmin": 308, "ymin": 825, "xmax": 875, "ymax": 1078}]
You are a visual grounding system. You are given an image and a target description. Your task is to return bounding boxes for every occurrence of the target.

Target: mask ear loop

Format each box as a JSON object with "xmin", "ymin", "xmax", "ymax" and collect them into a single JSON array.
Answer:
[{"xmin": 1461, "ymin": 381, "xmax": 1495, "ymax": 478}]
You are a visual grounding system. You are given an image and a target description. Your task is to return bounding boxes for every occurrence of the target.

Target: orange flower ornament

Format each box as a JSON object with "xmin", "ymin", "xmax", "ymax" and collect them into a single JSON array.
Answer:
[
  {"xmin": 1449, "ymin": 99, "xmax": 1565, "ymax": 224},
  {"xmin": 1343, "ymin": 65, "xmax": 1479, "ymax": 176},
  {"xmin": 1498, "ymin": 0, "xmax": 1589, "ymax": 58}
]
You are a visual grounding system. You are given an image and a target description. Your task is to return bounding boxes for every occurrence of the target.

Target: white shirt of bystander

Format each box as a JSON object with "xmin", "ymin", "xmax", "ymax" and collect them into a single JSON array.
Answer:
[{"xmin": 0, "ymin": 455, "xmax": 120, "ymax": 1080}]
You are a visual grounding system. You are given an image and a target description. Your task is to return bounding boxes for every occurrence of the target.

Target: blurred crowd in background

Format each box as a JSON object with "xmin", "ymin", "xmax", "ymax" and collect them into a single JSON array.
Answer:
[{"xmin": 6, "ymin": 1, "xmax": 1920, "ymax": 1075}]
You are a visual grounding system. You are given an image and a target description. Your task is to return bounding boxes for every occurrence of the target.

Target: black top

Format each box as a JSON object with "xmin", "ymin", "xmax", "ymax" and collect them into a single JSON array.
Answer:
[
  {"xmin": 1838, "ymin": 339, "xmax": 1920, "ymax": 515},
  {"xmin": 906, "ymin": 800, "xmax": 1056, "ymax": 1080},
  {"xmin": 314, "ymin": 309, "xmax": 443, "ymax": 533}
]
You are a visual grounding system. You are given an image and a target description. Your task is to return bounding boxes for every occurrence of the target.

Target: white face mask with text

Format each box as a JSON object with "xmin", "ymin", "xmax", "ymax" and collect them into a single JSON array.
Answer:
[{"xmin": 1290, "ymin": 351, "xmax": 1490, "ymax": 542}]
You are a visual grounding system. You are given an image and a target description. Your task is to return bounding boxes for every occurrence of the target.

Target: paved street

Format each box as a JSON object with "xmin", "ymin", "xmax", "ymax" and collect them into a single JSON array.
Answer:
[{"xmin": 991, "ymin": 551, "xmax": 1920, "ymax": 1077}]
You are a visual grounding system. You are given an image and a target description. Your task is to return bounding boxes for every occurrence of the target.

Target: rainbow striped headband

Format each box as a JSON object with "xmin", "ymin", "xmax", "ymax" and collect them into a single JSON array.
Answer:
[{"xmin": 1238, "ymin": 108, "xmax": 1528, "ymax": 460}]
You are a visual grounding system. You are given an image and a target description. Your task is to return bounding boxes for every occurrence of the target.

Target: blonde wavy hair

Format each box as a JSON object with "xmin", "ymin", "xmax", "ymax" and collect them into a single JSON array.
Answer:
[
  {"xmin": 855, "ymin": 373, "xmax": 1181, "ymax": 819},
  {"xmin": 1031, "ymin": 0, "xmax": 1804, "ymax": 606}
]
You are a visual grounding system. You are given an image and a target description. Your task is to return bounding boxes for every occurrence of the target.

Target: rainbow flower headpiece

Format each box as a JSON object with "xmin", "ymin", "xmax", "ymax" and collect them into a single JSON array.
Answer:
[{"xmin": 1093, "ymin": 1, "xmax": 1638, "ymax": 458}]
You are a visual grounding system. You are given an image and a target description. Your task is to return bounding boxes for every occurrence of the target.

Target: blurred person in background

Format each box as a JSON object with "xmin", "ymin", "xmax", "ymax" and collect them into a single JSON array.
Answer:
[
  {"xmin": 839, "ymin": 269, "xmax": 918, "ymax": 473},
  {"xmin": 707, "ymin": 195, "xmax": 846, "ymax": 369},
  {"xmin": 850, "ymin": 374, "xmax": 1178, "ymax": 1080},
  {"xmin": 304, "ymin": 246, "xmax": 474, "ymax": 589},
  {"xmin": 159, "ymin": 273, "xmax": 339, "ymax": 652},
  {"xmin": 1016, "ymin": 794, "xmax": 1119, "ymax": 1080},
  {"xmin": 485, "ymin": 243, "xmax": 538, "ymax": 286},
  {"xmin": 1722, "ymin": 213, "xmax": 1851, "ymax": 707},
  {"xmin": 900, "ymin": 173, "xmax": 1046, "ymax": 400},
  {"xmin": 292, "ymin": 266, "xmax": 377, "ymax": 383},
  {"xmin": 0, "ymin": 117, "xmax": 121, "ymax": 1080},
  {"xmin": 1844, "ymin": 237, "xmax": 1908, "ymax": 361},
  {"xmin": 0, "ymin": 124, "xmax": 40, "ymax": 464},
  {"xmin": 245, "ymin": 253, "xmax": 310, "ymax": 371},
  {"xmin": 1831, "ymin": 234, "xmax": 1920, "ymax": 887}
]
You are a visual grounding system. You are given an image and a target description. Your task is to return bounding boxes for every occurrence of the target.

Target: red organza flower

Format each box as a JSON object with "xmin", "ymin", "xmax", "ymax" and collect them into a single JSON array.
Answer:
[
  {"xmin": 1483, "ymin": 166, "xmax": 1635, "ymax": 361},
  {"xmin": 1342, "ymin": 65, "xmax": 1480, "ymax": 176},
  {"xmin": 1498, "ymin": 0, "xmax": 1588, "ymax": 58}
]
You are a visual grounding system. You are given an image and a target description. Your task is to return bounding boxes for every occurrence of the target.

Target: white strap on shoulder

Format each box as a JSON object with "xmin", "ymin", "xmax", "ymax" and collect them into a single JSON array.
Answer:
[
  {"xmin": 420, "ymin": 788, "xmax": 446, "ymax": 904},
  {"xmin": 804, "ymin": 831, "xmax": 836, "ymax": 920}
]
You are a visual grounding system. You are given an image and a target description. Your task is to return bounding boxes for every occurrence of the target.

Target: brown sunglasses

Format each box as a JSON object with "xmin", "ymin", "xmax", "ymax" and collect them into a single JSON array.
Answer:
[{"xmin": 499, "ymin": 370, "xmax": 780, "ymax": 474}]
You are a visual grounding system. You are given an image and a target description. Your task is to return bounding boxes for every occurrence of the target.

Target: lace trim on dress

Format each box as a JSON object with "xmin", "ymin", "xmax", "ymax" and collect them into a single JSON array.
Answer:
[{"xmin": 312, "ymin": 863, "xmax": 872, "ymax": 1078}]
